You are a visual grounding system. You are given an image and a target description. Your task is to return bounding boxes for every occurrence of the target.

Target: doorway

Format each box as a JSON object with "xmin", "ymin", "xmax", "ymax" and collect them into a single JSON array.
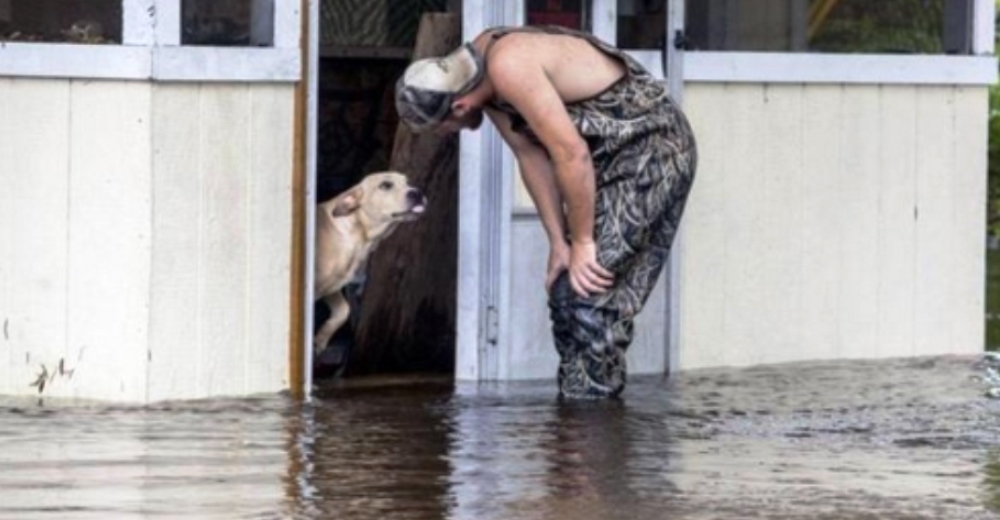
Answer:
[
  {"xmin": 311, "ymin": 0, "xmax": 461, "ymax": 381},
  {"xmin": 453, "ymin": 0, "xmax": 687, "ymax": 382}
]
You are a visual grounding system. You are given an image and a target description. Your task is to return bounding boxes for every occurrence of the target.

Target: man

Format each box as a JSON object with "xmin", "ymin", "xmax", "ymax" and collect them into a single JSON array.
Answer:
[{"xmin": 395, "ymin": 25, "xmax": 697, "ymax": 399}]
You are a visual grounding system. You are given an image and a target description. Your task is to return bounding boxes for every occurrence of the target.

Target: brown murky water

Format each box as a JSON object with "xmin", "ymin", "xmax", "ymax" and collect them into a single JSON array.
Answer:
[{"xmin": 2, "ymin": 355, "xmax": 1000, "ymax": 519}]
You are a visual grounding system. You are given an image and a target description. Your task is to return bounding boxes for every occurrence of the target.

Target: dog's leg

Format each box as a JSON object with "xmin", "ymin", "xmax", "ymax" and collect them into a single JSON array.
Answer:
[{"xmin": 314, "ymin": 291, "xmax": 350, "ymax": 355}]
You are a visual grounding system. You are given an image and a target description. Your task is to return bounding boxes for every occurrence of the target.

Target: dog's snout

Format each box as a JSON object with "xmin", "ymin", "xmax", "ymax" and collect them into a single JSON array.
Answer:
[{"xmin": 407, "ymin": 188, "xmax": 425, "ymax": 205}]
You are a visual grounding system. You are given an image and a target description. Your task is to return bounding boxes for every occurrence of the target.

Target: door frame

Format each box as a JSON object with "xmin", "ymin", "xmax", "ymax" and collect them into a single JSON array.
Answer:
[{"xmin": 455, "ymin": 0, "xmax": 521, "ymax": 381}]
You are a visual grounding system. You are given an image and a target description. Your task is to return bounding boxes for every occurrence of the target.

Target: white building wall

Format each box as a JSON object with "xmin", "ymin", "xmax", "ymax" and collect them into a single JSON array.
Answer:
[
  {"xmin": 147, "ymin": 83, "xmax": 294, "ymax": 401},
  {"xmin": 677, "ymin": 83, "xmax": 988, "ymax": 369},
  {"xmin": 0, "ymin": 78, "xmax": 295, "ymax": 402}
]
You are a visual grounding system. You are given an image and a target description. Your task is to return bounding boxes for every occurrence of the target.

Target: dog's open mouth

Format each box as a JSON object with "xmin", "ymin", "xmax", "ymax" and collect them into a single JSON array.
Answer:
[{"xmin": 394, "ymin": 203, "xmax": 426, "ymax": 220}]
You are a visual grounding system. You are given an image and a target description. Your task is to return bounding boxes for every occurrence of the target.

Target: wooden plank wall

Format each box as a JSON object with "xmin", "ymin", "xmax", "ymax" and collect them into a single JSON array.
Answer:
[
  {"xmin": 0, "ymin": 79, "xmax": 151, "ymax": 401},
  {"xmin": 0, "ymin": 78, "xmax": 295, "ymax": 402},
  {"xmin": 148, "ymin": 83, "xmax": 294, "ymax": 401},
  {"xmin": 679, "ymin": 83, "xmax": 988, "ymax": 369}
]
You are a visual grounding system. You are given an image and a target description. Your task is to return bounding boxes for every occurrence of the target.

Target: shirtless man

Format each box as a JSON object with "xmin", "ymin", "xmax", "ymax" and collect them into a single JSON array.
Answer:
[{"xmin": 395, "ymin": 25, "xmax": 698, "ymax": 399}]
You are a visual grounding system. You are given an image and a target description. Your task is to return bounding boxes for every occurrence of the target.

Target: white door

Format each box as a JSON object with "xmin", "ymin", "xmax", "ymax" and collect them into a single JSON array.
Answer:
[{"xmin": 455, "ymin": 0, "xmax": 687, "ymax": 382}]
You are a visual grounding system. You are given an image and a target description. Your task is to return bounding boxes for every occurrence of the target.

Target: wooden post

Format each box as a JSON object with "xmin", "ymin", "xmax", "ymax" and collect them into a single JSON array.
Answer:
[
  {"xmin": 352, "ymin": 12, "xmax": 461, "ymax": 375},
  {"xmin": 289, "ymin": 0, "xmax": 309, "ymax": 397}
]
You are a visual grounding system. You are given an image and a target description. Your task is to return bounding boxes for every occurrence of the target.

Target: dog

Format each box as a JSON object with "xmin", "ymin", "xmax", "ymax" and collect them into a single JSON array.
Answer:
[{"xmin": 314, "ymin": 171, "xmax": 426, "ymax": 355}]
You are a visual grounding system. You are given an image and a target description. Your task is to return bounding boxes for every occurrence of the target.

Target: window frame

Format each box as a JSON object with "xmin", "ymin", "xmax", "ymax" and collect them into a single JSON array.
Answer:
[
  {"xmin": 596, "ymin": 0, "xmax": 997, "ymax": 86},
  {"xmin": 0, "ymin": 0, "xmax": 301, "ymax": 82}
]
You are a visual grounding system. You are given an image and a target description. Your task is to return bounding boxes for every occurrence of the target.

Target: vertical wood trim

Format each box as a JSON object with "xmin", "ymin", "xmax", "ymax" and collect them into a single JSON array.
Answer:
[
  {"xmin": 591, "ymin": 0, "xmax": 616, "ymax": 43},
  {"xmin": 289, "ymin": 0, "xmax": 308, "ymax": 399},
  {"xmin": 973, "ymin": 0, "xmax": 995, "ymax": 54},
  {"xmin": 153, "ymin": 0, "xmax": 181, "ymax": 45},
  {"xmin": 123, "ymin": 0, "xmax": 156, "ymax": 45},
  {"xmin": 274, "ymin": 0, "xmax": 302, "ymax": 49},
  {"xmin": 456, "ymin": 0, "xmax": 500, "ymax": 380},
  {"xmin": 667, "ymin": 0, "xmax": 685, "ymax": 101},
  {"xmin": 666, "ymin": 0, "xmax": 686, "ymax": 373}
]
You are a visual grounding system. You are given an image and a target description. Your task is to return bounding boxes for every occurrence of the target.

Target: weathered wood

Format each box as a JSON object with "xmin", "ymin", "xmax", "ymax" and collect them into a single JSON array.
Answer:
[{"xmin": 352, "ymin": 12, "xmax": 460, "ymax": 375}]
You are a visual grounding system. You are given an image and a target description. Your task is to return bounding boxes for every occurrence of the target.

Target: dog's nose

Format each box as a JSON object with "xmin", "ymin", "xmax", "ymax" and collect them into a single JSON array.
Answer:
[{"xmin": 407, "ymin": 188, "xmax": 425, "ymax": 205}]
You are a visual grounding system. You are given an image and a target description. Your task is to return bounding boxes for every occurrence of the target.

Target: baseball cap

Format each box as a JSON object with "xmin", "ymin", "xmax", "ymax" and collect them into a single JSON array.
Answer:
[{"xmin": 395, "ymin": 42, "xmax": 485, "ymax": 132}]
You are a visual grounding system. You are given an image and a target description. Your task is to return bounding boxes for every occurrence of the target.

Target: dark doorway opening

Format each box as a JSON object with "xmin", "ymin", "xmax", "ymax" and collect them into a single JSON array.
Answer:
[{"xmin": 313, "ymin": 0, "xmax": 460, "ymax": 381}]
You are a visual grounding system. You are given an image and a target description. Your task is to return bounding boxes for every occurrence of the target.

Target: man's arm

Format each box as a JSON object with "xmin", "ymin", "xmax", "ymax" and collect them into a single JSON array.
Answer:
[
  {"xmin": 487, "ymin": 42, "xmax": 613, "ymax": 297},
  {"xmin": 486, "ymin": 108, "xmax": 566, "ymax": 244},
  {"xmin": 487, "ymin": 108, "xmax": 573, "ymax": 292}
]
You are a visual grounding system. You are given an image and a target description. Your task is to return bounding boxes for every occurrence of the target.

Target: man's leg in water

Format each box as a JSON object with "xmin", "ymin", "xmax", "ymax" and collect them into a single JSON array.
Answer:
[{"xmin": 548, "ymin": 144, "xmax": 697, "ymax": 399}]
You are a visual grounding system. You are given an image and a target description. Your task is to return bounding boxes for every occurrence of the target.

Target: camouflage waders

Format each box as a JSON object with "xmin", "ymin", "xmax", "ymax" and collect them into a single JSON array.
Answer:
[{"xmin": 486, "ymin": 26, "xmax": 698, "ymax": 399}]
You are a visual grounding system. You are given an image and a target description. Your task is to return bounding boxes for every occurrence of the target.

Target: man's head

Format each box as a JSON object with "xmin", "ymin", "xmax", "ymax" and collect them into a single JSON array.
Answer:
[{"xmin": 395, "ymin": 43, "xmax": 487, "ymax": 134}]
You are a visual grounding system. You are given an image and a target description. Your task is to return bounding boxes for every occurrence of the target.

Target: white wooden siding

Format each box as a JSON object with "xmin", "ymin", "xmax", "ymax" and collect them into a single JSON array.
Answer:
[
  {"xmin": 0, "ymin": 79, "xmax": 152, "ymax": 401},
  {"xmin": 0, "ymin": 78, "xmax": 295, "ymax": 402},
  {"xmin": 147, "ymin": 83, "xmax": 294, "ymax": 402},
  {"xmin": 679, "ymin": 83, "xmax": 988, "ymax": 369},
  {"xmin": 0, "ymin": 80, "xmax": 74, "ymax": 399},
  {"xmin": 67, "ymin": 81, "xmax": 154, "ymax": 400}
]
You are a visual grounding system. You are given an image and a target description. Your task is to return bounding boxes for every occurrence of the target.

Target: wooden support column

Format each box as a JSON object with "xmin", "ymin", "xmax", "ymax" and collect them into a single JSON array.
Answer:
[
  {"xmin": 290, "ymin": 0, "xmax": 309, "ymax": 397},
  {"xmin": 352, "ymin": 12, "xmax": 461, "ymax": 375}
]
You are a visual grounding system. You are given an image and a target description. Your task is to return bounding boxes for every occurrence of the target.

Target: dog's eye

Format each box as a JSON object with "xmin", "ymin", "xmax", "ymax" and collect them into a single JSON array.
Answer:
[{"xmin": 379, "ymin": 180, "xmax": 394, "ymax": 191}]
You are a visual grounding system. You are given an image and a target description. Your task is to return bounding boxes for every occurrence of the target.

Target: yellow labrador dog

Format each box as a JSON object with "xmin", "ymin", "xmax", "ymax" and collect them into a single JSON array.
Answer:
[{"xmin": 314, "ymin": 172, "xmax": 426, "ymax": 354}]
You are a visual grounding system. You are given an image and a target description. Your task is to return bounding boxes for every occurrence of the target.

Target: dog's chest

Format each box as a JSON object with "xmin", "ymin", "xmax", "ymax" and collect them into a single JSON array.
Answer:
[{"xmin": 342, "ymin": 253, "xmax": 369, "ymax": 286}]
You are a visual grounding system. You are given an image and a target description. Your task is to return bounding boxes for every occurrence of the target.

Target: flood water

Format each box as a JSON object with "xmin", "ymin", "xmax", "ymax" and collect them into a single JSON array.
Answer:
[{"xmin": 2, "ymin": 355, "xmax": 1000, "ymax": 519}]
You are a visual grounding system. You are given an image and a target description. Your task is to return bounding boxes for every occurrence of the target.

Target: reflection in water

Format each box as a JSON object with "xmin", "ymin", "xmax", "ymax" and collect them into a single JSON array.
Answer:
[
  {"xmin": 983, "ymin": 451, "xmax": 1000, "ymax": 515},
  {"xmin": 2, "ymin": 356, "xmax": 1000, "ymax": 519}
]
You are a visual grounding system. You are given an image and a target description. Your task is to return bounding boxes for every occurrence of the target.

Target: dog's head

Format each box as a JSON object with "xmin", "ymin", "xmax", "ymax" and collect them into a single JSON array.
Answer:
[{"xmin": 329, "ymin": 171, "xmax": 427, "ymax": 225}]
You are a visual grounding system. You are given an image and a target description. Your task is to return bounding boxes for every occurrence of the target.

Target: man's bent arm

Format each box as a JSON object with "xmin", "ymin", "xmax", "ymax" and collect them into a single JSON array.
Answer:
[
  {"xmin": 488, "ymin": 51, "xmax": 596, "ymax": 246},
  {"xmin": 487, "ymin": 108, "xmax": 567, "ymax": 244}
]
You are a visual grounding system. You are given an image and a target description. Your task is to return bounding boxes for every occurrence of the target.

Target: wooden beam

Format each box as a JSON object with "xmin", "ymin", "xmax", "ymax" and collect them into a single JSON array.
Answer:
[{"xmin": 289, "ymin": 0, "xmax": 308, "ymax": 399}]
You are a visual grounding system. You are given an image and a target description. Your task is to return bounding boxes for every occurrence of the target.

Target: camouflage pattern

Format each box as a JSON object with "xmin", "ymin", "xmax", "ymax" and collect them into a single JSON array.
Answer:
[{"xmin": 486, "ymin": 25, "xmax": 698, "ymax": 399}]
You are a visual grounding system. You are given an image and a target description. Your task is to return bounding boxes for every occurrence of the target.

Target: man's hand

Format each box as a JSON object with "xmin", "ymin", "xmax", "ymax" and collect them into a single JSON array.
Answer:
[
  {"xmin": 545, "ymin": 239, "xmax": 571, "ymax": 294},
  {"xmin": 568, "ymin": 239, "xmax": 614, "ymax": 298}
]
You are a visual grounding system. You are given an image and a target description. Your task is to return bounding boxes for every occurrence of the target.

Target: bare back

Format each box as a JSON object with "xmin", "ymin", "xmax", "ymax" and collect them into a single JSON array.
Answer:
[{"xmin": 474, "ymin": 30, "xmax": 626, "ymax": 106}]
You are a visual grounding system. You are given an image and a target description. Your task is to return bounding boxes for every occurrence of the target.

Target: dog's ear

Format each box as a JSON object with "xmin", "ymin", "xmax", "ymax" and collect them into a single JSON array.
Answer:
[{"xmin": 330, "ymin": 186, "xmax": 362, "ymax": 217}]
